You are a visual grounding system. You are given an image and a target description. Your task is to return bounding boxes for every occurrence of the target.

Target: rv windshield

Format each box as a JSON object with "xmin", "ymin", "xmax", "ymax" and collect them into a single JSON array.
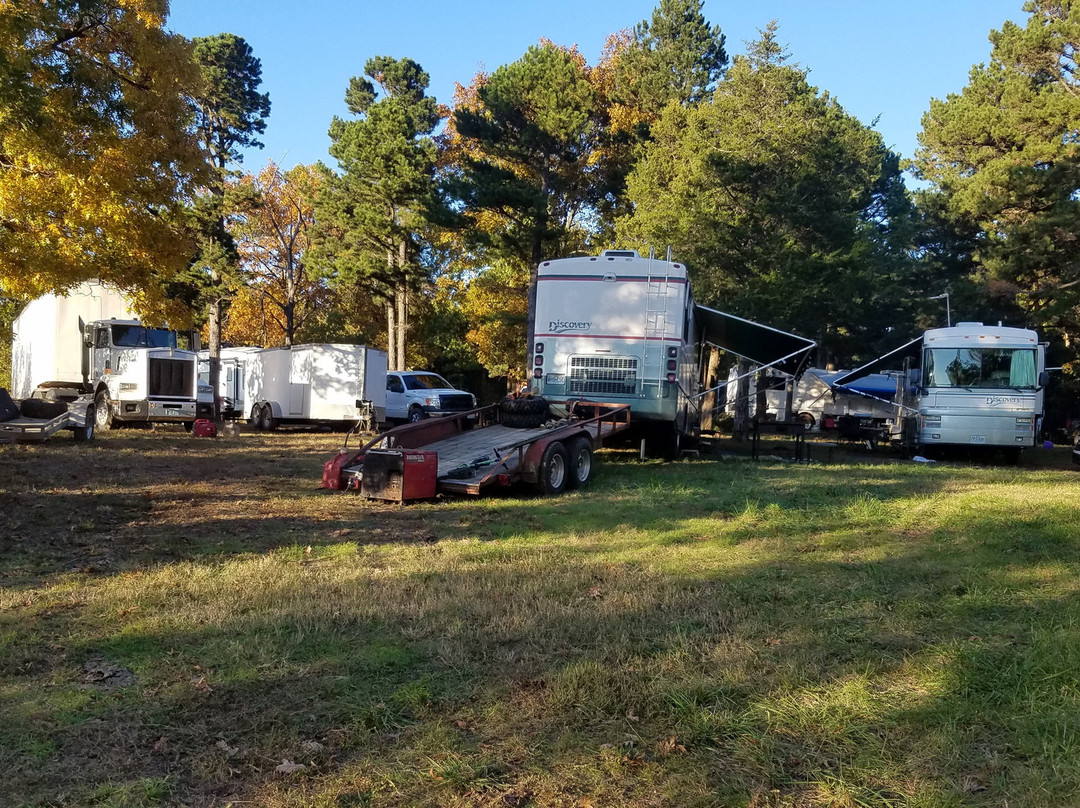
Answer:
[
  {"xmin": 924, "ymin": 347, "xmax": 1037, "ymax": 389},
  {"xmin": 111, "ymin": 325, "xmax": 177, "ymax": 349}
]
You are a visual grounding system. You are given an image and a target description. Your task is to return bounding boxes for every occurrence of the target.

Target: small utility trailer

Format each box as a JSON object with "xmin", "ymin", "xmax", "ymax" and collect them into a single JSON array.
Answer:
[
  {"xmin": 322, "ymin": 399, "xmax": 631, "ymax": 500},
  {"xmin": 0, "ymin": 391, "xmax": 96, "ymax": 444}
]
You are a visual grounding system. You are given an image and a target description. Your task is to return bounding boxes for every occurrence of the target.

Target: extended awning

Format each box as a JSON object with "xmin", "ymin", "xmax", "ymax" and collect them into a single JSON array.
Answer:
[
  {"xmin": 829, "ymin": 336, "xmax": 923, "ymax": 388},
  {"xmin": 694, "ymin": 304, "xmax": 816, "ymax": 376}
]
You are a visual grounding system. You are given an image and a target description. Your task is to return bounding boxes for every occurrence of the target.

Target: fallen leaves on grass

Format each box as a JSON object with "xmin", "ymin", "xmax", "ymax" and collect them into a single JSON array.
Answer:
[{"xmin": 275, "ymin": 759, "xmax": 306, "ymax": 774}]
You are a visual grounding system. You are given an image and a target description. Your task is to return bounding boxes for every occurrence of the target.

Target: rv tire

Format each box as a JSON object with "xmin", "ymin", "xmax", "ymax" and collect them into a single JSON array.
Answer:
[{"xmin": 250, "ymin": 404, "xmax": 263, "ymax": 429}]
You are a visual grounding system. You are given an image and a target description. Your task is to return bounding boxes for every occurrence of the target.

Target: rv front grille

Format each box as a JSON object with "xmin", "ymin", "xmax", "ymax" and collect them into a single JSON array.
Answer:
[
  {"xmin": 568, "ymin": 356, "xmax": 638, "ymax": 395},
  {"xmin": 149, "ymin": 358, "xmax": 194, "ymax": 398}
]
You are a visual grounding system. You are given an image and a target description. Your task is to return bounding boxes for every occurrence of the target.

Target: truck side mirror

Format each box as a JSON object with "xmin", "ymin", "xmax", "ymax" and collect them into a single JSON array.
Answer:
[
  {"xmin": 83, "ymin": 324, "xmax": 94, "ymax": 348},
  {"xmin": 1038, "ymin": 370, "xmax": 1050, "ymax": 388}
]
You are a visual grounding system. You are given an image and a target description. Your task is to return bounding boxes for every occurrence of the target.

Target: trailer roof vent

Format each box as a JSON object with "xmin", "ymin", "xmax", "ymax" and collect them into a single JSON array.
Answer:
[
  {"xmin": 955, "ymin": 322, "xmax": 983, "ymax": 327},
  {"xmin": 601, "ymin": 250, "xmax": 639, "ymax": 259}
]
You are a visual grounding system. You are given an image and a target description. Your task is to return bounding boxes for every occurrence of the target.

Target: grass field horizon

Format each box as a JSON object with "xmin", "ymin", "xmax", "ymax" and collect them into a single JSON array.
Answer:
[{"xmin": 3, "ymin": 430, "xmax": 1079, "ymax": 807}]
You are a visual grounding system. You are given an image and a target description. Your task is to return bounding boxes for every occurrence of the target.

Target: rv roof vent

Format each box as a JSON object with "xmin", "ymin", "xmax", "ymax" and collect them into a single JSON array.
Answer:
[
  {"xmin": 601, "ymin": 250, "xmax": 639, "ymax": 259},
  {"xmin": 956, "ymin": 322, "xmax": 983, "ymax": 327}
]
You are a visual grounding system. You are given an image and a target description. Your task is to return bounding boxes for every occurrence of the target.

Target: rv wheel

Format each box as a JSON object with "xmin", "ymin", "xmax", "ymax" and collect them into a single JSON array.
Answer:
[
  {"xmin": 537, "ymin": 441, "xmax": 569, "ymax": 495},
  {"xmin": 250, "ymin": 404, "xmax": 263, "ymax": 429},
  {"xmin": 93, "ymin": 391, "xmax": 112, "ymax": 431},
  {"xmin": 567, "ymin": 435, "xmax": 593, "ymax": 489}
]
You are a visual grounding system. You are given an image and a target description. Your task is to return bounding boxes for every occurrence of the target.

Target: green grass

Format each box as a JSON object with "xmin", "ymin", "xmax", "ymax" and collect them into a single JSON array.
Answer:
[{"xmin": 1, "ymin": 429, "xmax": 1079, "ymax": 806}]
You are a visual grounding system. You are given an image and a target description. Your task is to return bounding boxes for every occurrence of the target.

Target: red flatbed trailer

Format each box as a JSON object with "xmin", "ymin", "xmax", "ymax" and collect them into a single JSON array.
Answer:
[{"xmin": 323, "ymin": 400, "xmax": 631, "ymax": 499}]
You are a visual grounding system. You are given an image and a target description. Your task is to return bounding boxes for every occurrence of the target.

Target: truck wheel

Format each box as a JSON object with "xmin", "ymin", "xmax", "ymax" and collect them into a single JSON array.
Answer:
[
  {"xmin": 93, "ymin": 391, "xmax": 112, "ymax": 431},
  {"xmin": 408, "ymin": 406, "xmax": 425, "ymax": 423},
  {"xmin": 73, "ymin": 405, "xmax": 95, "ymax": 442},
  {"xmin": 567, "ymin": 435, "xmax": 593, "ymax": 489},
  {"xmin": 537, "ymin": 441, "xmax": 569, "ymax": 496}
]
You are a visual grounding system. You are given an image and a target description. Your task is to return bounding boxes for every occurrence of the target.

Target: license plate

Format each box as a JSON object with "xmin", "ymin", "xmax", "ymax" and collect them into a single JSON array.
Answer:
[
  {"xmin": 545, "ymin": 373, "xmax": 565, "ymax": 385},
  {"xmin": 970, "ymin": 435, "xmax": 987, "ymax": 444}
]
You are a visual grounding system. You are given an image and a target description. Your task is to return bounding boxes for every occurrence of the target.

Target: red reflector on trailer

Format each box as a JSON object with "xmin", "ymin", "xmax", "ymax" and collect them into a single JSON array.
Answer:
[{"xmin": 498, "ymin": 474, "xmax": 511, "ymax": 486}]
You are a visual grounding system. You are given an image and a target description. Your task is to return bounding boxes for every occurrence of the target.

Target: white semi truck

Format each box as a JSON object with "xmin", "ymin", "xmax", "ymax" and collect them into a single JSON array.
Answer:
[
  {"xmin": 198, "ymin": 343, "xmax": 388, "ymax": 431},
  {"xmin": 530, "ymin": 250, "xmax": 816, "ymax": 455},
  {"xmin": 11, "ymin": 282, "xmax": 198, "ymax": 430}
]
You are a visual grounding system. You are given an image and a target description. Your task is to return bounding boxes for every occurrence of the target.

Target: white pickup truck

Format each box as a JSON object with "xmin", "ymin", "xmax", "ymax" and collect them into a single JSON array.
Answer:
[{"xmin": 385, "ymin": 371, "xmax": 477, "ymax": 423}]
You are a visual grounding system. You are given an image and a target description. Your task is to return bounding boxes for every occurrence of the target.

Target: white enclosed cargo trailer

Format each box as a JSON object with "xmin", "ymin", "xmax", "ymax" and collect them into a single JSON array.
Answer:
[
  {"xmin": 198, "ymin": 344, "xmax": 388, "ymax": 431},
  {"xmin": 11, "ymin": 282, "xmax": 198, "ymax": 430}
]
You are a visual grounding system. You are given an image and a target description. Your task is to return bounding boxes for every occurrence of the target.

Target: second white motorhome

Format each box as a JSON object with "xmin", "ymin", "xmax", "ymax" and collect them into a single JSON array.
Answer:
[{"xmin": 831, "ymin": 322, "xmax": 1048, "ymax": 460}]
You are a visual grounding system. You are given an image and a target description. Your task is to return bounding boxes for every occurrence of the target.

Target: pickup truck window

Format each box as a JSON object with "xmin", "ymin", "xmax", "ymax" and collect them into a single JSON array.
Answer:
[
  {"xmin": 404, "ymin": 373, "xmax": 453, "ymax": 390},
  {"xmin": 387, "ymin": 375, "xmax": 405, "ymax": 394}
]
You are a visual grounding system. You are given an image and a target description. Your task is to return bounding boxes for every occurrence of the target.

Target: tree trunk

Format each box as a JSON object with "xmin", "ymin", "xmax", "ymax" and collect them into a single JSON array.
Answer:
[
  {"xmin": 386, "ymin": 300, "xmax": 397, "ymax": 371},
  {"xmin": 755, "ymin": 370, "xmax": 769, "ymax": 421},
  {"xmin": 733, "ymin": 358, "xmax": 752, "ymax": 442},
  {"xmin": 284, "ymin": 301, "xmax": 295, "ymax": 347},
  {"xmin": 525, "ymin": 237, "xmax": 543, "ymax": 360},
  {"xmin": 701, "ymin": 346, "xmax": 721, "ymax": 432},
  {"xmin": 396, "ymin": 241, "xmax": 408, "ymax": 369},
  {"xmin": 208, "ymin": 276, "xmax": 222, "ymax": 423}
]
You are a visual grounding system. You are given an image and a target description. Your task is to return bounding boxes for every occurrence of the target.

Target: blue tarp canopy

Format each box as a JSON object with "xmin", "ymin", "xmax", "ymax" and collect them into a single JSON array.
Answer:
[
  {"xmin": 813, "ymin": 370, "xmax": 899, "ymax": 400},
  {"xmin": 829, "ymin": 337, "xmax": 922, "ymax": 389}
]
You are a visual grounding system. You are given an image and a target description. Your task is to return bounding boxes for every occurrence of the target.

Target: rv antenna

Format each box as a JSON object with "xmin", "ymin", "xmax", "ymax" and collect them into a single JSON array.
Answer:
[
  {"xmin": 666, "ymin": 246, "xmax": 672, "ymax": 261},
  {"xmin": 649, "ymin": 246, "xmax": 655, "ymax": 260}
]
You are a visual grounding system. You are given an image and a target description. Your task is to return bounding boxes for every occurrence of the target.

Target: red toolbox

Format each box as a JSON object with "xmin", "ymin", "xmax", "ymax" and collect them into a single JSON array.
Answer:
[{"xmin": 360, "ymin": 449, "xmax": 438, "ymax": 502}]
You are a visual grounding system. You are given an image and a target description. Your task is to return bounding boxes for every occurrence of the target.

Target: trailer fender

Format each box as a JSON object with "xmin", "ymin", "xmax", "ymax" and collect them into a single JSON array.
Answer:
[{"xmin": 521, "ymin": 428, "xmax": 589, "ymax": 484}]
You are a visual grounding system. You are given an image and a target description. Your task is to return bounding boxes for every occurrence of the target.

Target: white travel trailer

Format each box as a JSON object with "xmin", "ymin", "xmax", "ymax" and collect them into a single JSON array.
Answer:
[
  {"xmin": 530, "ymin": 250, "xmax": 816, "ymax": 454},
  {"xmin": 199, "ymin": 344, "xmax": 388, "ymax": 431},
  {"xmin": 728, "ymin": 367, "xmax": 908, "ymax": 430},
  {"xmin": 831, "ymin": 322, "xmax": 1048, "ymax": 459},
  {"xmin": 11, "ymin": 282, "xmax": 198, "ymax": 430}
]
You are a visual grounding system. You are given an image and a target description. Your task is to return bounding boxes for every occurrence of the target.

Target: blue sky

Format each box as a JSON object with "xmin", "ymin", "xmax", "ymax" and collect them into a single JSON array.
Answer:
[{"xmin": 168, "ymin": 0, "xmax": 1026, "ymax": 173}]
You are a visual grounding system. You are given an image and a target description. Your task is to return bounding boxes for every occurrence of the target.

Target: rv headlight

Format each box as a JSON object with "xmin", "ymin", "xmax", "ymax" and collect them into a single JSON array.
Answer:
[
  {"xmin": 119, "ymin": 382, "xmax": 138, "ymax": 392},
  {"xmin": 922, "ymin": 414, "xmax": 941, "ymax": 425},
  {"xmin": 1015, "ymin": 417, "xmax": 1033, "ymax": 425}
]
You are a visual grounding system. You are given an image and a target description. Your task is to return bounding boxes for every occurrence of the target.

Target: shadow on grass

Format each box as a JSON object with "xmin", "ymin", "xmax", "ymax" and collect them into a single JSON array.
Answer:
[{"xmin": 4, "ymin": 434, "xmax": 1080, "ymax": 804}]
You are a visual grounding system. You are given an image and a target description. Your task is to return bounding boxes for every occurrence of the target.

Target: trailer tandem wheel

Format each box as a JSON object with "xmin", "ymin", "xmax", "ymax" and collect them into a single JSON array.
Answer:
[
  {"xmin": 537, "ymin": 441, "xmax": 569, "ymax": 495},
  {"xmin": 567, "ymin": 435, "xmax": 593, "ymax": 489}
]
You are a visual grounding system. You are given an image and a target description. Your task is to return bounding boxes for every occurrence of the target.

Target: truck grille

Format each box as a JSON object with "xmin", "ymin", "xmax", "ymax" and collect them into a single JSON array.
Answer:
[
  {"xmin": 569, "ymin": 356, "xmax": 638, "ymax": 395},
  {"xmin": 149, "ymin": 358, "xmax": 194, "ymax": 398},
  {"xmin": 439, "ymin": 393, "xmax": 474, "ymax": 411}
]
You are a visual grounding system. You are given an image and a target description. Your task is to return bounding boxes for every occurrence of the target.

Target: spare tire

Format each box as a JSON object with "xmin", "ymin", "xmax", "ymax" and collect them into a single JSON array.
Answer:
[
  {"xmin": 499, "ymin": 395, "xmax": 550, "ymax": 428},
  {"xmin": 20, "ymin": 398, "xmax": 69, "ymax": 419}
]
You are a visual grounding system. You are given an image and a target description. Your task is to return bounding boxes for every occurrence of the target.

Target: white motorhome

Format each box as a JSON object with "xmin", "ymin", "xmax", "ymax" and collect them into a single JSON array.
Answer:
[
  {"xmin": 831, "ymin": 322, "xmax": 1048, "ymax": 459},
  {"xmin": 917, "ymin": 323, "xmax": 1046, "ymax": 457},
  {"xmin": 530, "ymin": 250, "xmax": 816, "ymax": 454},
  {"xmin": 198, "ymin": 344, "xmax": 388, "ymax": 431},
  {"xmin": 11, "ymin": 282, "xmax": 198, "ymax": 430}
]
